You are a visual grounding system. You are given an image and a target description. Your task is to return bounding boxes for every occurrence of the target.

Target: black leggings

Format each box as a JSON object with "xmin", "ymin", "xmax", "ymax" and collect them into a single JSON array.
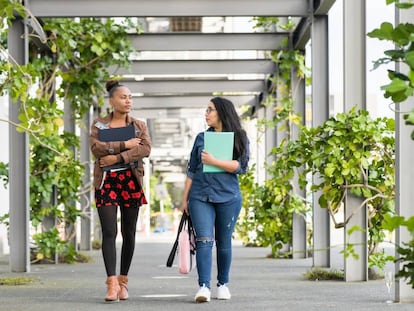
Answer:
[{"xmin": 98, "ymin": 205, "xmax": 140, "ymax": 276}]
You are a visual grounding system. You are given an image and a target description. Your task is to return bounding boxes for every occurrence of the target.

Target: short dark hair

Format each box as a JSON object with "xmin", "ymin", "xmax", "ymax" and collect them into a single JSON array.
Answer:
[{"xmin": 105, "ymin": 80, "xmax": 123, "ymax": 97}]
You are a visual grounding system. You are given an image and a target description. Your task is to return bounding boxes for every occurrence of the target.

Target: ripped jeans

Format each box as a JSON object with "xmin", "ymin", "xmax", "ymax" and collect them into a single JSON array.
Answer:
[{"xmin": 188, "ymin": 195, "xmax": 242, "ymax": 288}]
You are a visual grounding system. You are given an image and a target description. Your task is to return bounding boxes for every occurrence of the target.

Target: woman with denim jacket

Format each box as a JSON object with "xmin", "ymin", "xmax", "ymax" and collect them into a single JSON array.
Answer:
[
  {"xmin": 180, "ymin": 96, "xmax": 249, "ymax": 303},
  {"xmin": 90, "ymin": 80, "xmax": 151, "ymax": 302}
]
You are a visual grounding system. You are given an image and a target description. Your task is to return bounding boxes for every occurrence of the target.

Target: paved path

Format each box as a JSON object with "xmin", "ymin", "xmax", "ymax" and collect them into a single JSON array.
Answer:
[{"xmin": 0, "ymin": 233, "xmax": 412, "ymax": 311}]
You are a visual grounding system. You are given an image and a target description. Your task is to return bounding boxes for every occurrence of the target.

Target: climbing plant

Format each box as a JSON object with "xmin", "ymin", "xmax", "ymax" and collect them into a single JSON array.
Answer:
[
  {"xmin": 238, "ymin": 16, "xmax": 396, "ymax": 269},
  {"xmin": 0, "ymin": 0, "xmax": 140, "ymax": 262},
  {"xmin": 237, "ymin": 17, "xmax": 310, "ymax": 257},
  {"xmin": 298, "ymin": 108, "xmax": 395, "ymax": 266}
]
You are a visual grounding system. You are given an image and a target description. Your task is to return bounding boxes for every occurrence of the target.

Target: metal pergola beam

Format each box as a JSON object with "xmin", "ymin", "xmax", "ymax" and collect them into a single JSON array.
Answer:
[
  {"xmin": 114, "ymin": 59, "xmax": 275, "ymax": 76},
  {"xmin": 28, "ymin": 0, "xmax": 310, "ymax": 17},
  {"xmin": 122, "ymin": 80, "xmax": 265, "ymax": 95},
  {"xmin": 130, "ymin": 95, "xmax": 258, "ymax": 109},
  {"xmin": 293, "ymin": 0, "xmax": 336, "ymax": 49},
  {"xmin": 130, "ymin": 33, "xmax": 288, "ymax": 51},
  {"xmin": 293, "ymin": 17, "xmax": 311, "ymax": 50},
  {"xmin": 314, "ymin": 0, "xmax": 337, "ymax": 15}
]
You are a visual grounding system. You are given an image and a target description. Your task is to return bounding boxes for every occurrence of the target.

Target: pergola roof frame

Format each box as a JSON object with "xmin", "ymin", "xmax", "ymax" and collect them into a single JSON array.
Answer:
[{"xmin": 24, "ymin": 0, "xmax": 333, "ymax": 111}]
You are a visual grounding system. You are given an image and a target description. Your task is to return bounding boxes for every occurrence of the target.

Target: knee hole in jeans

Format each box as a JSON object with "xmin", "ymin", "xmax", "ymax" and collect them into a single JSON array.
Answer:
[{"xmin": 196, "ymin": 237, "xmax": 214, "ymax": 244}]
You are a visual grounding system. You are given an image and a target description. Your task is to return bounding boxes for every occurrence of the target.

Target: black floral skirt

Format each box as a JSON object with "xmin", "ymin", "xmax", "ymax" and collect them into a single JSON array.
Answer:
[{"xmin": 95, "ymin": 169, "xmax": 147, "ymax": 208}]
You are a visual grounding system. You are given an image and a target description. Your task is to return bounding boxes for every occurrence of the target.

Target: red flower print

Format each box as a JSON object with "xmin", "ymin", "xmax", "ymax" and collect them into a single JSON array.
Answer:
[
  {"xmin": 126, "ymin": 171, "xmax": 132, "ymax": 177},
  {"xmin": 109, "ymin": 191, "xmax": 117, "ymax": 199},
  {"xmin": 128, "ymin": 180, "xmax": 136, "ymax": 190},
  {"xmin": 110, "ymin": 172, "xmax": 117, "ymax": 178},
  {"xmin": 121, "ymin": 191, "xmax": 130, "ymax": 200},
  {"xmin": 119, "ymin": 174, "xmax": 125, "ymax": 181},
  {"xmin": 117, "ymin": 183, "xmax": 122, "ymax": 189},
  {"xmin": 104, "ymin": 183, "xmax": 110, "ymax": 189},
  {"xmin": 132, "ymin": 192, "xmax": 141, "ymax": 199}
]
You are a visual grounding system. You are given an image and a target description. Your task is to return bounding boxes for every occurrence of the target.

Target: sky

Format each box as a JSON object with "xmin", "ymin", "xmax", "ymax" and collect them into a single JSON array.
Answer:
[{"xmin": 328, "ymin": 0, "xmax": 395, "ymax": 118}]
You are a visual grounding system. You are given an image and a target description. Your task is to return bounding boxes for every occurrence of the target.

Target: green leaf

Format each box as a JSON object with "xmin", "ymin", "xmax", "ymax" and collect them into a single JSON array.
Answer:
[
  {"xmin": 382, "ymin": 214, "xmax": 405, "ymax": 232},
  {"xmin": 406, "ymin": 51, "xmax": 414, "ymax": 70},
  {"xmin": 384, "ymin": 78, "xmax": 409, "ymax": 93},
  {"xmin": 367, "ymin": 22, "xmax": 394, "ymax": 40},
  {"xmin": 396, "ymin": 3, "xmax": 414, "ymax": 9},
  {"xmin": 404, "ymin": 111, "xmax": 414, "ymax": 125},
  {"xmin": 387, "ymin": 69, "xmax": 409, "ymax": 81},
  {"xmin": 405, "ymin": 216, "xmax": 414, "ymax": 235},
  {"xmin": 347, "ymin": 225, "xmax": 366, "ymax": 236},
  {"xmin": 324, "ymin": 164, "xmax": 336, "ymax": 177}
]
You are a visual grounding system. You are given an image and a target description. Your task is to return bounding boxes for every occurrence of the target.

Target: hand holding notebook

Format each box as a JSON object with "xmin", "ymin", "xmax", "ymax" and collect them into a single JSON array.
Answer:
[
  {"xmin": 98, "ymin": 124, "xmax": 138, "ymax": 172},
  {"xmin": 203, "ymin": 131, "xmax": 234, "ymax": 173}
]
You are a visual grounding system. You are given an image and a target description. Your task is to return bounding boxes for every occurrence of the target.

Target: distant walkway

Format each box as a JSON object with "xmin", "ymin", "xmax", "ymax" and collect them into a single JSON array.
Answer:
[{"xmin": 0, "ymin": 232, "xmax": 412, "ymax": 311}]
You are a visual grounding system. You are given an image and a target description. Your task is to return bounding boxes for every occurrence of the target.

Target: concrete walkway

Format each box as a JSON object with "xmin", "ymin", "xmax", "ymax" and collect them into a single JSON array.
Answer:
[{"xmin": 0, "ymin": 233, "xmax": 412, "ymax": 311}]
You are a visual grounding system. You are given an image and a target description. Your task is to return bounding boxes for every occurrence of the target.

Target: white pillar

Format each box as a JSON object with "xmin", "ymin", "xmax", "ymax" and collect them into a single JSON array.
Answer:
[
  {"xmin": 343, "ymin": 0, "xmax": 368, "ymax": 282},
  {"xmin": 8, "ymin": 18, "xmax": 30, "ymax": 272},
  {"xmin": 80, "ymin": 110, "xmax": 92, "ymax": 250},
  {"xmin": 292, "ymin": 63, "xmax": 307, "ymax": 259},
  {"xmin": 395, "ymin": 2, "xmax": 414, "ymax": 304},
  {"xmin": 311, "ymin": 14, "xmax": 330, "ymax": 267}
]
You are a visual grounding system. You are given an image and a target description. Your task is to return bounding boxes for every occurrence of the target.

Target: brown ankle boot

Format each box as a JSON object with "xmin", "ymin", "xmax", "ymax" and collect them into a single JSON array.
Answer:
[
  {"xmin": 118, "ymin": 275, "xmax": 129, "ymax": 300},
  {"xmin": 105, "ymin": 276, "xmax": 120, "ymax": 302}
]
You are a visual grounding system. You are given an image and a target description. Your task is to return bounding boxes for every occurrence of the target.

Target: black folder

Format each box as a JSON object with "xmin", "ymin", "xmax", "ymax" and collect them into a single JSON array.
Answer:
[
  {"xmin": 98, "ymin": 124, "xmax": 136, "ymax": 142},
  {"xmin": 98, "ymin": 124, "xmax": 138, "ymax": 171}
]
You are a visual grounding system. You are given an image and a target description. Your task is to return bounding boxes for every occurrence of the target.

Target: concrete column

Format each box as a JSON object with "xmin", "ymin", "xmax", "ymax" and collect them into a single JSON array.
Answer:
[
  {"xmin": 292, "ymin": 62, "xmax": 307, "ymax": 259},
  {"xmin": 264, "ymin": 92, "xmax": 276, "ymax": 180},
  {"xmin": 256, "ymin": 105, "xmax": 266, "ymax": 185},
  {"xmin": 395, "ymin": 3, "xmax": 414, "ymax": 304},
  {"xmin": 79, "ymin": 110, "xmax": 92, "ymax": 250},
  {"xmin": 64, "ymin": 101, "xmax": 77, "ymax": 249},
  {"xmin": 343, "ymin": 0, "xmax": 368, "ymax": 282},
  {"xmin": 311, "ymin": 15, "xmax": 330, "ymax": 267},
  {"xmin": 8, "ymin": 18, "xmax": 30, "ymax": 272}
]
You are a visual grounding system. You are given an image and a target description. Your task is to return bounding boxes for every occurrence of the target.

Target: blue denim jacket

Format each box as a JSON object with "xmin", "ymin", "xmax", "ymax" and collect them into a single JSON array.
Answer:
[{"xmin": 187, "ymin": 129, "xmax": 249, "ymax": 203}]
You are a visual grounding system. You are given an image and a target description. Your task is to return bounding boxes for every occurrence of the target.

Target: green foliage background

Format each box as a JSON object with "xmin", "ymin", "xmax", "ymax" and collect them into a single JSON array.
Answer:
[{"xmin": 0, "ymin": 0, "xmax": 140, "ymax": 262}]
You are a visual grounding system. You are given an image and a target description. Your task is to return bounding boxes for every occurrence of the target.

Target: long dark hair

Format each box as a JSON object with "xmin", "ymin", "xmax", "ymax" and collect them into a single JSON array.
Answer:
[{"xmin": 210, "ymin": 97, "xmax": 248, "ymax": 160}]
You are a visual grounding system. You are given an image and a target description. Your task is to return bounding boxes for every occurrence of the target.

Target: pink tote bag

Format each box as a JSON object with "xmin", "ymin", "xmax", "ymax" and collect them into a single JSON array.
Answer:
[{"xmin": 178, "ymin": 215, "xmax": 196, "ymax": 274}]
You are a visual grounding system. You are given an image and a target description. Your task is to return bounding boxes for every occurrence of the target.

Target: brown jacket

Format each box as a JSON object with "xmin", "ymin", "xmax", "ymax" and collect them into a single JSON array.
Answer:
[{"xmin": 89, "ymin": 113, "xmax": 152, "ymax": 189}]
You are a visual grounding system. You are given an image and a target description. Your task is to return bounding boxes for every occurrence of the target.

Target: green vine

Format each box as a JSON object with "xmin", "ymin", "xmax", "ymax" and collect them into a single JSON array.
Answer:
[
  {"xmin": 300, "ymin": 109, "xmax": 395, "ymax": 270},
  {"xmin": 237, "ymin": 17, "xmax": 310, "ymax": 257},
  {"xmin": 237, "ymin": 15, "xmax": 396, "ymax": 271}
]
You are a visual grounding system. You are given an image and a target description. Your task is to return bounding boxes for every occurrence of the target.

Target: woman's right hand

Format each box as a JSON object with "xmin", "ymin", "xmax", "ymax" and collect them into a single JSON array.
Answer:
[{"xmin": 125, "ymin": 138, "xmax": 142, "ymax": 149}]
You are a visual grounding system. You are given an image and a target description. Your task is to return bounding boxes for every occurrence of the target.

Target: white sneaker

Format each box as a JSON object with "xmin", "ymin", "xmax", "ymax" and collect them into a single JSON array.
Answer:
[
  {"xmin": 194, "ymin": 284, "xmax": 211, "ymax": 303},
  {"xmin": 217, "ymin": 284, "xmax": 231, "ymax": 300}
]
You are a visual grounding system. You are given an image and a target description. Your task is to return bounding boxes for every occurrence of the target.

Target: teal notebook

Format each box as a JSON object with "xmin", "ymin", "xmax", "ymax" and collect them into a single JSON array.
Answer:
[{"xmin": 203, "ymin": 131, "xmax": 234, "ymax": 173}]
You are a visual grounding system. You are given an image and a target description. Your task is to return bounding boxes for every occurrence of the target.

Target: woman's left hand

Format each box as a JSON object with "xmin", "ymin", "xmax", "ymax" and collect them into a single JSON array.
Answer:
[{"xmin": 181, "ymin": 200, "xmax": 189, "ymax": 215}]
